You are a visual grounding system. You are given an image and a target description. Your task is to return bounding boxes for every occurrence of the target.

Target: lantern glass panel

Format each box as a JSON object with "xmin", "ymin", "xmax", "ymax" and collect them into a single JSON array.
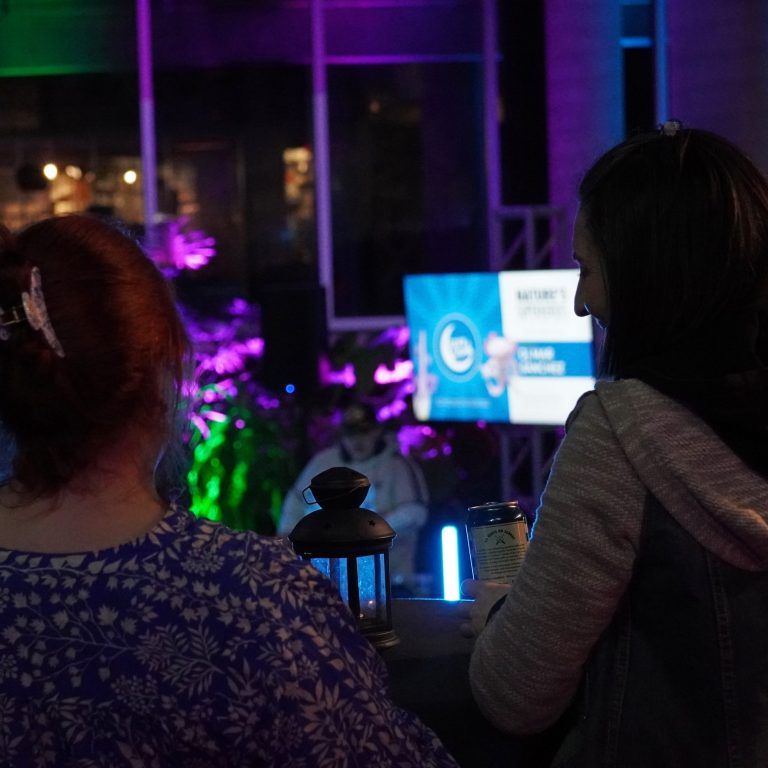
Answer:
[
  {"xmin": 310, "ymin": 553, "xmax": 388, "ymax": 626},
  {"xmin": 356, "ymin": 554, "xmax": 388, "ymax": 625},
  {"xmin": 312, "ymin": 558, "xmax": 350, "ymax": 603}
]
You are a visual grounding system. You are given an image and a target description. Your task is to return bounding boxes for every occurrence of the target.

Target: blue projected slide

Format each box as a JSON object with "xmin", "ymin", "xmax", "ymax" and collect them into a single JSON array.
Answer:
[{"xmin": 404, "ymin": 270, "xmax": 595, "ymax": 425}]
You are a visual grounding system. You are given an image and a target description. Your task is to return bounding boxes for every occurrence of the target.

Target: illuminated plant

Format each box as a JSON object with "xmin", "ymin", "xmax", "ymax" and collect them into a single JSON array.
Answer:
[{"xmin": 150, "ymin": 224, "xmax": 296, "ymax": 532}]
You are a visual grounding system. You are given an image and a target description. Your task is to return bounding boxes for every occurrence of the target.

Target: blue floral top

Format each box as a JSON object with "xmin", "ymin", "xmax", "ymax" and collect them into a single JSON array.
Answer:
[{"xmin": 0, "ymin": 507, "xmax": 458, "ymax": 767}]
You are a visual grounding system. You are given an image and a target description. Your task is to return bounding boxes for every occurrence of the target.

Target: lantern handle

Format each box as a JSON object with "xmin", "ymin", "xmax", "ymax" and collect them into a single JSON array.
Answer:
[
  {"xmin": 302, "ymin": 483, "xmax": 371, "ymax": 508},
  {"xmin": 301, "ymin": 486, "xmax": 317, "ymax": 505}
]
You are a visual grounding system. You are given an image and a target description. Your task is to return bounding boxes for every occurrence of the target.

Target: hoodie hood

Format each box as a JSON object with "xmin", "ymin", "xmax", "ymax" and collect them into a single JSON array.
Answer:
[{"xmin": 595, "ymin": 378, "xmax": 768, "ymax": 570}]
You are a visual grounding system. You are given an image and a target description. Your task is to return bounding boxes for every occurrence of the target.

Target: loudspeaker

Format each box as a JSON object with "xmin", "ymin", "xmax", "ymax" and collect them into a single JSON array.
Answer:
[{"xmin": 258, "ymin": 283, "xmax": 327, "ymax": 398}]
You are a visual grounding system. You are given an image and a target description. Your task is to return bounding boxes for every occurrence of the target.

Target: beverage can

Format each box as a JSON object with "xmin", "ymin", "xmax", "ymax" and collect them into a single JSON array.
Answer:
[{"xmin": 466, "ymin": 501, "xmax": 529, "ymax": 583}]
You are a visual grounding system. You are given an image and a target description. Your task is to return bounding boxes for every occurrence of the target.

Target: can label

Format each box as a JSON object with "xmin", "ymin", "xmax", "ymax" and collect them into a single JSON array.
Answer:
[{"xmin": 468, "ymin": 520, "xmax": 528, "ymax": 583}]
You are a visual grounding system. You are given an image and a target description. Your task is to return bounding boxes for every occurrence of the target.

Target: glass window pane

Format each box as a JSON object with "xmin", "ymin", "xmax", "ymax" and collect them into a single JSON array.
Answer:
[
  {"xmin": 152, "ymin": 64, "xmax": 312, "ymax": 297},
  {"xmin": 0, "ymin": 73, "xmax": 140, "ymax": 229},
  {"xmin": 328, "ymin": 63, "xmax": 487, "ymax": 317},
  {"xmin": 356, "ymin": 554, "xmax": 387, "ymax": 623},
  {"xmin": 311, "ymin": 557, "xmax": 349, "ymax": 604}
]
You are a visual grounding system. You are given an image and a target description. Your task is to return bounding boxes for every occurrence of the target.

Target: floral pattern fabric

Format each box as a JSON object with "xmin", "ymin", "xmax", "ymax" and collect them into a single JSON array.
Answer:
[{"xmin": 0, "ymin": 507, "xmax": 458, "ymax": 767}]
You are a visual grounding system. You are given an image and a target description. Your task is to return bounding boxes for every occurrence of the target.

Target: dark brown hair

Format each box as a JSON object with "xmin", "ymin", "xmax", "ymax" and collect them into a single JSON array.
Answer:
[
  {"xmin": 579, "ymin": 128, "xmax": 768, "ymax": 475},
  {"xmin": 579, "ymin": 127, "xmax": 768, "ymax": 380},
  {"xmin": 0, "ymin": 214, "xmax": 190, "ymax": 496}
]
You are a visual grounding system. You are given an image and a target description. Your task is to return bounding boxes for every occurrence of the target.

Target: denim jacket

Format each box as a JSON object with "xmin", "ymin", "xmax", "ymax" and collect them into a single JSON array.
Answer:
[
  {"xmin": 470, "ymin": 381, "xmax": 768, "ymax": 762},
  {"xmin": 553, "ymin": 492, "xmax": 768, "ymax": 768}
]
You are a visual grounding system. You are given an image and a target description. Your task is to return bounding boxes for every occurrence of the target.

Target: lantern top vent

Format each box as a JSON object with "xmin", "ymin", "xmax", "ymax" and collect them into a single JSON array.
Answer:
[
  {"xmin": 289, "ymin": 466, "xmax": 395, "ymax": 554},
  {"xmin": 309, "ymin": 466, "xmax": 370, "ymax": 509}
]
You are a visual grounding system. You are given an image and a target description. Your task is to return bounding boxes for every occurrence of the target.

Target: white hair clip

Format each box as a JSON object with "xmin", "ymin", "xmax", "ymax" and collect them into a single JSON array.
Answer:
[
  {"xmin": 660, "ymin": 119, "xmax": 683, "ymax": 137},
  {"xmin": 21, "ymin": 267, "xmax": 65, "ymax": 358}
]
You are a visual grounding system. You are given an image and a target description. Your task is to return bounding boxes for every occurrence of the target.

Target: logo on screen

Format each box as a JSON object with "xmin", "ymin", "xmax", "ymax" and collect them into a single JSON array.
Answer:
[{"xmin": 434, "ymin": 314, "xmax": 480, "ymax": 381}]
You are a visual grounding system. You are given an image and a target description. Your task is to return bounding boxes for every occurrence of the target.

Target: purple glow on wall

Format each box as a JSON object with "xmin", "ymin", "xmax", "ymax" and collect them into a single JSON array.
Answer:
[
  {"xmin": 666, "ymin": 2, "xmax": 768, "ymax": 174},
  {"xmin": 544, "ymin": 0, "xmax": 623, "ymax": 265}
]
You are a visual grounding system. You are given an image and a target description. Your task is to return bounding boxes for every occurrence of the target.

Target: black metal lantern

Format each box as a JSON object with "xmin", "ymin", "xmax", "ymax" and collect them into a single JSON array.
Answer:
[{"xmin": 289, "ymin": 466, "xmax": 399, "ymax": 649}]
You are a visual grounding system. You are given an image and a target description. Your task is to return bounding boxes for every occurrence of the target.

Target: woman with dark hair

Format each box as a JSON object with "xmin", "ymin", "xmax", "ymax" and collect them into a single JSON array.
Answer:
[
  {"xmin": 0, "ymin": 215, "xmax": 458, "ymax": 767},
  {"xmin": 465, "ymin": 125, "xmax": 768, "ymax": 767}
]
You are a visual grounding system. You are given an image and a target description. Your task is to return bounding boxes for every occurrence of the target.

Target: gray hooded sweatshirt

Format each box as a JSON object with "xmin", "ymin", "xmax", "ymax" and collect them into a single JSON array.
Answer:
[{"xmin": 469, "ymin": 378, "xmax": 768, "ymax": 735}]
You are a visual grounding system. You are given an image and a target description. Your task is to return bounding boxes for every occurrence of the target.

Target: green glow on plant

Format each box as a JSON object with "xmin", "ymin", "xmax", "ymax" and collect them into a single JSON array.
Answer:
[
  {"xmin": 188, "ymin": 414, "xmax": 230, "ymax": 522},
  {"xmin": 270, "ymin": 487, "xmax": 282, "ymax": 528},
  {"xmin": 227, "ymin": 460, "xmax": 249, "ymax": 510},
  {"xmin": 187, "ymin": 399, "xmax": 295, "ymax": 533}
]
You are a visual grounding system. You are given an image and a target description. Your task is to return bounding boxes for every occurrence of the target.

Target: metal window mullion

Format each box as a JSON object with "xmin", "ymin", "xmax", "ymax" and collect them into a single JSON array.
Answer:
[
  {"xmin": 482, "ymin": 0, "xmax": 503, "ymax": 271},
  {"xmin": 311, "ymin": 0, "xmax": 336, "ymax": 329},
  {"xmin": 136, "ymin": 0, "xmax": 158, "ymax": 250}
]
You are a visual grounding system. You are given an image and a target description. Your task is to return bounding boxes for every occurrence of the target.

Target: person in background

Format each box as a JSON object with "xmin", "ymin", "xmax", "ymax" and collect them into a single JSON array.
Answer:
[
  {"xmin": 463, "ymin": 124, "xmax": 768, "ymax": 767},
  {"xmin": 279, "ymin": 402, "xmax": 429, "ymax": 595},
  {"xmin": 0, "ymin": 214, "xmax": 458, "ymax": 767}
]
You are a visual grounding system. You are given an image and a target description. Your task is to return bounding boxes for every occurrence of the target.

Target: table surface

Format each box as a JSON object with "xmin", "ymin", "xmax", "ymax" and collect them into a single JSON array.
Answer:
[{"xmin": 382, "ymin": 599, "xmax": 501, "ymax": 767}]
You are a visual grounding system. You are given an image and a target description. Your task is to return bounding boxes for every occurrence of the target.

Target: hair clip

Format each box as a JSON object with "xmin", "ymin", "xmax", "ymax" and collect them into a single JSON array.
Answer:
[
  {"xmin": 21, "ymin": 267, "xmax": 65, "ymax": 358},
  {"xmin": 659, "ymin": 119, "xmax": 683, "ymax": 137}
]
